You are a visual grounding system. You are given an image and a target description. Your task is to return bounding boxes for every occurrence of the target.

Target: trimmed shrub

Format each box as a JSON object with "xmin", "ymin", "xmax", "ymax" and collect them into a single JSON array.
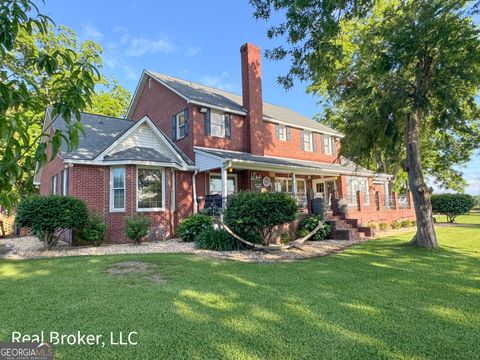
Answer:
[
  {"xmin": 431, "ymin": 194, "xmax": 476, "ymax": 223},
  {"xmin": 16, "ymin": 195, "xmax": 88, "ymax": 249},
  {"xmin": 224, "ymin": 191, "xmax": 298, "ymax": 246},
  {"xmin": 400, "ymin": 219, "xmax": 412, "ymax": 228},
  {"xmin": 391, "ymin": 221, "xmax": 401, "ymax": 229},
  {"xmin": 412, "ymin": 220, "xmax": 417, "ymax": 227},
  {"xmin": 195, "ymin": 229, "xmax": 246, "ymax": 251},
  {"xmin": 298, "ymin": 215, "xmax": 331, "ymax": 241},
  {"xmin": 378, "ymin": 222, "xmax": 389, "ymax": 231},
  {"xmin": 178, "ymin": 214, "xmax": 213, "ymax": 242},
  {"xmin": 368, "ymin": 222, "xmax": 378, "ymax": 230},
  {"xmin": 125, "ymin": 215, "xmax": 152, "ymax": 245},
  {"xmin": 78, "ymin": 212, "xmax": 107, "ymax": 246}
]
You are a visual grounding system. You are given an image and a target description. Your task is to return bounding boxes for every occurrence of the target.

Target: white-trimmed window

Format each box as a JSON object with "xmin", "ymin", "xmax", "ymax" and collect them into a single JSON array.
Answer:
[
  {"xmin": 110, "ymin": 167, "xmax": 125, "ymax": 212},
  {"xmin": 137, "ymin": 168, "xmax": 164, "ymax": 211},
  {"xmin": 210, "ymin": 111, "xmax": 226, "ymax": 137},
  {"xmin": 274, "ymin": 178, "xmax": 306, "ymax": 194},
  {"xmin": 176, "ymin": 111, "xmax": 186, "ymax": 139},
  {"xmin": 346, "ymin": 176, "xmax": 370, "ymax": 206},
  {"xmin": 61, "ymin": 169, "xmax": 69, "ymax": 195},
  {"xmin": 275, "ymin": 124, "xmax": 288, "ymax": 141},
  {"xmin": 209, "ymin": 173, "xmax": 237, "ymax": 195},
  {"xmin": 303, "ymin": 131, "xmax": 313, "ymax": 152},
  {"xmin": 50, "ymin": 175, "xmax": 58, "ymax": 195},
  {"xmin": 324, "ymin": 134, "xmax": 332, "ymax": 155}
]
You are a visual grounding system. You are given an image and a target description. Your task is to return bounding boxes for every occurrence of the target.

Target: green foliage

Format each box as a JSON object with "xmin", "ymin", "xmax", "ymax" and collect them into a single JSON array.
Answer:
[
  {"xmin": 87, "ymin": 80, "xmax": 132, "ymax": 118},
  {"xmin": 78, "ymin": 212, "xmax": 107, "ymax": 246},
  {"xmin": 224, "ymin": 191, "xmax": 298, "ymax": 246},
  {"xmin": 297, "ymin": 228, "xmax": 310, "ymax": 238},
  {"xmin": 125, "ymin": 215, "xmax": 152, "ymax": 245},
  {"xmin": 16, "ymin": 195, "xmax": 88, "ymax": 249},
  {"xmin": 280, "ymin": 233, "xmax": 291, "ymax": 244},
  {"xmin": 251, "ymin": 0, "xmax": 480, "ymax": 192},
  {"xmin": 195, "ymin": 229, "xmax": 246, "ymax": 251},
  {"xmin": 473, "ymin": 195, "xmax": 480, "ymax": 208},
  {"xmin": 0, "ymin": 1, "xmax": 130, "ymax": 209},
  {"xmin": 178, "ymin": 214, "xmax": 214, "ymax": 242},
  {"xmin": 391, "ymin": 221, "xmax": 402, "ymax": 229},
  {"xmin": 298, "ymin": 215, "xmax": 331, "ymax": 241},
  {"xmin": 367, "ymin": 222, "xmax": 378, "ymax": 230},
  {"xmin": 400, "ymin": 220, "xmax": 413, "ymax": 228},
  {"xmin": 378, "ymin": 222, "xmax": 389, "ymax": 231},
  {"xmin": 431, "ymin": 194, "xmax": 476, "ymax": 223}
]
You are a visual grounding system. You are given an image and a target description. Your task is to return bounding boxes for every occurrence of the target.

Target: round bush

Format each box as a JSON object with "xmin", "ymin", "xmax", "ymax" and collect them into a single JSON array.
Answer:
[
  {"xmin": 125, "ymin": 215, "xmax": 152, "ymax": 244},
  {"xmin": 431, "ymin": 194, "xmax": 476, "ymax": 223},
  {"xmin": 195, "ymin": 229, "xmax": 246, "ymax": 251},
  {"xmin": 298, "ymin": 215, "xmax": 331, "ymax": 241},
  {"xmin": 400, "ymin": 219, "xmax": 412, "ymax": 228},
  {"xmin": 16, "ymin": 195, "xmax": 88, "ymax": 249},
  {"xmin": 78, "ymin": 212, "xmax": 107, "ymax": 246},
  {"xmin": 391, "ymin": 221, "xmax": 401, "ymax": 229},
  {"xmin": 178, "ymin": 214, "xmax": 214, "ymax": 242},
  {"xmin": 224, "ymin": 191, "xmax": 298, "ymax": 246}
]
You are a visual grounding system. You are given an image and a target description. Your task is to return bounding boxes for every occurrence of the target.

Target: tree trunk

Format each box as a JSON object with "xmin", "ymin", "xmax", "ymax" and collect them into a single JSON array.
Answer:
[{"xmin": 406, "ymin": 109, "xmax": 438, "ymax": 249}]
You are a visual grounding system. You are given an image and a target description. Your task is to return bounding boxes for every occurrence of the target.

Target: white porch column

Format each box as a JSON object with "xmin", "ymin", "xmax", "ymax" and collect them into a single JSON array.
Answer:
[
  {"xmin": 291, "ymin": 173, "xmax": 297, "ymax": 198},
  {"xmin": 192, "ymin": 170, "xmax": 197, "ymax": 214},
  {"xmin": 384, "ymin": 181, "xmax": 390, "ymax": 209},
  {"xmin": 221, "ymin": 165, "xmax": 228, "ymax": 207}
]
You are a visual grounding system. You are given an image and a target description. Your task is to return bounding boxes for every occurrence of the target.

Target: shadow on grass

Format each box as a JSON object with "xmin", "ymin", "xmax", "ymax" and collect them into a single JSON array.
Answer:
[{"xmin": 0, "ymin": 228, "xmax": 478, "ymax": 359}]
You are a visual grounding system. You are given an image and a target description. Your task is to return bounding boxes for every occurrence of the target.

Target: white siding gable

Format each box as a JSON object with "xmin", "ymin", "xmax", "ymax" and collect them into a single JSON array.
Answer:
[{"xmin": 107, "ymin": 123, "xmax": 179, "ymax": 161}]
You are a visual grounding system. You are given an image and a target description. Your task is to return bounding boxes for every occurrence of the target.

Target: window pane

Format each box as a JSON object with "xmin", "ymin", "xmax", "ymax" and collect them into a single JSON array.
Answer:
[
  {"xmin": 113, "ymin": 168, "xmax": 125, "ymax": 188},
  {"xmin": 278, "ymin": 125, "xmax": 287, "ymax": 141},
  {"xmin": 304, "ymin": 132, "xmax": 312, "ymax": 151},
  {"xmin": 177, "ymin": 112, "xmax": 185, "ymax": 138},
  {"xmin": 209, "ymin": 175, "xmax": 236, "ymax": 195},
  {"xmin": 297, "ymin": 180, "xmax": 306, "ymax": 194},
  {"xmin": 210, "ymin": 111, "xmax": 225, "ymax": 137},
  {"xmin": 138, "ymin": 169, "xmax": 163, "ymax": 209},
  {"xmin": 114, "ymin": 189, "xmax": 125, "ymax": 209}
]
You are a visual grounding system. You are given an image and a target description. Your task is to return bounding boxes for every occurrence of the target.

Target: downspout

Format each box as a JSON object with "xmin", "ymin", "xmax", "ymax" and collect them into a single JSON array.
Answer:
[{"xmin": 192, "ymin": 170, "xmax": 198, "ymax": 214}]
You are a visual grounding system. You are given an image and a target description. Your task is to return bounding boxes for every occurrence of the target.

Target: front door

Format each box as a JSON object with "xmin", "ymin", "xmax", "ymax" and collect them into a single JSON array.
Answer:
[{"xmin": 312, "ymin": 179, "xmax": 336, "ymax": 205}]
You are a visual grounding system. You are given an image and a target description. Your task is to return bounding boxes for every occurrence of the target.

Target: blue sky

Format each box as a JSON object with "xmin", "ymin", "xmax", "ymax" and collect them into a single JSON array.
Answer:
[{"xmin": 41, "ymin": 0, "xmax": 479, "ymax": 195}]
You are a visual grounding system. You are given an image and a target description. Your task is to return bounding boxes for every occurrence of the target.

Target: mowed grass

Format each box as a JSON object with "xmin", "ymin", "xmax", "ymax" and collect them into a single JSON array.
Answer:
[
  {"xmin": 0, "ymin": 226, "xmax": 479, "ymax": 360},
  {"xmin": 434, "ymin": 214, "xmax": 480, "ymax": 224}
]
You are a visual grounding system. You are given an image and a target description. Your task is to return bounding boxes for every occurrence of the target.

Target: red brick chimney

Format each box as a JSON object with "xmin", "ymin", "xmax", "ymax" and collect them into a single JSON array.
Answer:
[{"xmin": 241, "ymin": 43, "xmax": 264, "ymax": 156}]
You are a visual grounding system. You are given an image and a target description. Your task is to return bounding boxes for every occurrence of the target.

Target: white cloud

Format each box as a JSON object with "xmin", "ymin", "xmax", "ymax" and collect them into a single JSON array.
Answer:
[
  {"xmin": 184, "ymin": 46, "xmax": 201, "ymax": 57},
  {"xmin": 103, "ymin": 56, "xmax": 138, "ymax": 81},
  {"xmin": 113, "ymin": 27, "xmax": 174, "ymax": 57},
  {"xmin": 81, "ymin": 24, "xmax": 103, "ymax": 40},
  {"xmin": 200, "ymin": 72, "xmax": 239, "ymax": 92}
]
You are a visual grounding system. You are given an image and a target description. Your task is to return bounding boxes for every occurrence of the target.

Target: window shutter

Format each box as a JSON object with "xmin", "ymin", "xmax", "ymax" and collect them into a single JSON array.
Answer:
[
  {"xmin": 332, "ymin": 137, "xmax": 337, "ymax": 155},
  {"xmin": 225, "ymin": 113, "xmax": 231, "ymax": 138},
  {"xmin": 183, "ymin": 108, "xmax": 189, "ymax": 136},
  {"xmin": 301, "ymin": 130, "xmax": 305, "ymax": 150},
  {"xmin": 204, "ymin": 109, "xmax": 211, "ymax": 135},
  {"xmin": 172, "ymin": 115, "xmax": 177, "ymax": 141},
  {"xmin": 275, "ymin": 124, "xmax": 280, "ymax": 139},
  {"xmin": 286, "ymin": 126, "xmax": 291, "ymax": 141},
  {"xmin": 312, "ymin": 133, "xmax": 317, "ymax": 152}
]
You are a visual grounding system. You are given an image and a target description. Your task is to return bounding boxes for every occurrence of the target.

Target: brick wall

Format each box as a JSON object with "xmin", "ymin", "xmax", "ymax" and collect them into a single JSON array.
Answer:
[
  {"xmin": 39, "ymin": 138, "xmax": 66, "ymax": 195},
  {"xmin": 264, "ymin": 122, "xmax": 340, "ymax": 163}
]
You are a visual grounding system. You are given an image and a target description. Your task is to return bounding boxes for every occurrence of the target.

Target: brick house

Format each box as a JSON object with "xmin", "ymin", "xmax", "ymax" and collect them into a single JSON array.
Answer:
[{"xmin": 36, "ymin": 43, "xmax": 414, "ymax": 243}]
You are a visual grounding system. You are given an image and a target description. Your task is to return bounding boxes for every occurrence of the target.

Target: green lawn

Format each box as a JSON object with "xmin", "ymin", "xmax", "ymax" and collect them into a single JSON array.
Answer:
[
  {"xmin": 434, "ymin": 214, "xmax": 480, "ymax": 224},
  {"xmin": 1, "ymin": 227, "xmax": 479, "ymax": 360}
]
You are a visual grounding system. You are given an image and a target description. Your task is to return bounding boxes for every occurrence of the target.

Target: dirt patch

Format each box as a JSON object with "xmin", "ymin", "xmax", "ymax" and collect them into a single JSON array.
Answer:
[
  {"xmin": 107, "ymin": 261, "xmax": 152, "ymax": 275},
  {"xmin": 107, "ymin": 261, "xmax": 166, "ymax": 284}
]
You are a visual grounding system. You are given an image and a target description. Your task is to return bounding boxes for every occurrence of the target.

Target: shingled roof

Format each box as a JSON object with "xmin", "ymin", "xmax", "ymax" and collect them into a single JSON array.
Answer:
[
  {"xmin": 48, "ymin": 109, "xmax": 193, "ymax": 165},
  {"xmin": 145, "ymin": 71, "xmax": 342, "ymax": 137}
]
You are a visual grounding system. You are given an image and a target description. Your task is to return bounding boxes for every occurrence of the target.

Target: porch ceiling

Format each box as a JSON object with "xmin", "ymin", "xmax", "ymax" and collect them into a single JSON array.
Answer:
[{"xmin": 194, "ymin": 147, "xmax": 390, "ymax": 179}]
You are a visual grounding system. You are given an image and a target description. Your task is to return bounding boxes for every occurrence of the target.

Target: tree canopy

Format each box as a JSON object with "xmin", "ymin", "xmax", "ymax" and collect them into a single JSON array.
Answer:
[{"xmin": 0, "ymin": 0, "xmax": 131, "ymax": 209}]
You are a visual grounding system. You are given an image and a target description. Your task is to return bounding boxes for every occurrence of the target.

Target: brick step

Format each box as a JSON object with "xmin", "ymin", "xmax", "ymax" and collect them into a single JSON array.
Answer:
[{"xmin": 327, "ymin": 219, "xmax": 353, "ymax": 230}]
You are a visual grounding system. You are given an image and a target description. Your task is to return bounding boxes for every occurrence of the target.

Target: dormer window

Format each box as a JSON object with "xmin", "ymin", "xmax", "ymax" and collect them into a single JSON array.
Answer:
[{"xmin": 204, "ymin": 109, "xmax": 231, "ymax": 138}]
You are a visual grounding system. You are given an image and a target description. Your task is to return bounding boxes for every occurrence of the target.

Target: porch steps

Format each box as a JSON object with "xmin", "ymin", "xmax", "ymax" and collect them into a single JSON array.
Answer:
[{"xmin": 326, "ymin": 213, "xmax": 368, "ymax": 241}]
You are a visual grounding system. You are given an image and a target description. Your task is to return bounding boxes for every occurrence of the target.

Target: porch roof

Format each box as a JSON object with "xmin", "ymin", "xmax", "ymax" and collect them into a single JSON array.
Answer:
[{"xmin": 194, "ymin": 147, "xmax": 390, "ymax": 179}]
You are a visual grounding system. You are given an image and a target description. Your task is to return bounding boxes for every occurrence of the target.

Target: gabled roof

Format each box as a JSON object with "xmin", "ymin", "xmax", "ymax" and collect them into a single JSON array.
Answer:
[
  {"xmin": 47, "ymin": 109, "xmax": 193, "ymax": 168},
  {"xmin": 50, "ymin": 109, "xmax": 136, "ymax": 160},
  {"xmin": 128, "ymin": 70, "xmax": 342, "ymax": 137},
  {"xmin": 104, "ymin": 146, "xmax": 176, "ymax": 164},
  {"xmin": 194, "ymin": 147, "xmax": 390, "ymax": 179}
]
